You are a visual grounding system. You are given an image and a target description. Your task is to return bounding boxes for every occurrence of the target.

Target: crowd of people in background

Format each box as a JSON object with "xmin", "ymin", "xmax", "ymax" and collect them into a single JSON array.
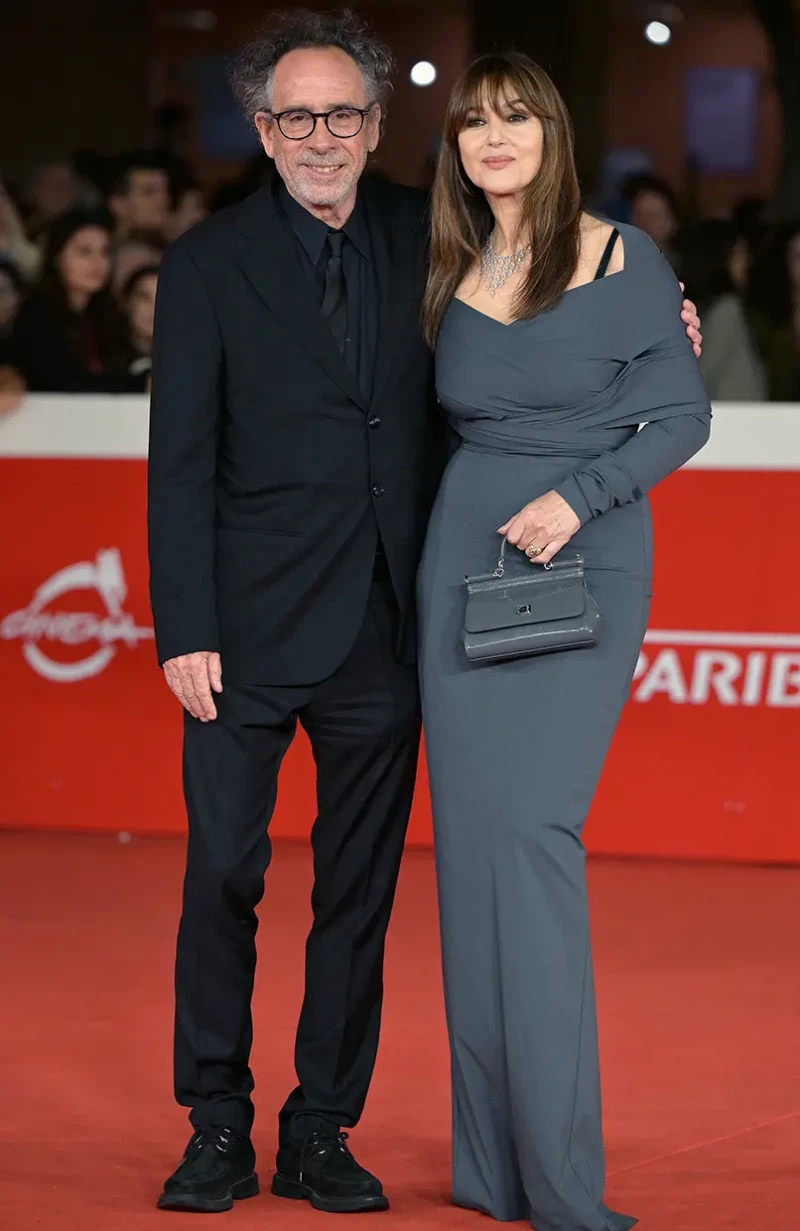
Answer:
[
  {"xmin": 0, "ymin": 151, "xmax": 212, "ymax": 398},
  {"xmin": 618, "ymin": 174, "xmax": 800, "ymax": 402},
  {"xmin": 1, "ymin": 149, "xmax": 800, "ymax": 401}
]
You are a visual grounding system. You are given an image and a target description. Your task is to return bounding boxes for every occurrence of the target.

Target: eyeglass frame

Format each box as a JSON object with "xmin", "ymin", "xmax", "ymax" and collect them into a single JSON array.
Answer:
[{"xmin": 265, "ymin": 104, "xmax": 377, "ymax": 141}]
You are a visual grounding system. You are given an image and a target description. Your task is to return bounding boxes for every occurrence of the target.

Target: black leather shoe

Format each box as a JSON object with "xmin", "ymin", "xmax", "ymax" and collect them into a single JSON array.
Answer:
[
  {"xmin": 157, "ymin": 1126, "xmax": 259, "ymax": 1213},
  {"xmin": 272, "ymin": 1130, "xmax": 389, "ymax": 1213}
]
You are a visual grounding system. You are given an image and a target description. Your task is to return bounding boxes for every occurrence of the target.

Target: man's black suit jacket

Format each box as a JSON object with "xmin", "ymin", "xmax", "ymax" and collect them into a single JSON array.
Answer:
[{"xmin": 147, "ymin": 176, "xmax": 446, "ymax": 684}]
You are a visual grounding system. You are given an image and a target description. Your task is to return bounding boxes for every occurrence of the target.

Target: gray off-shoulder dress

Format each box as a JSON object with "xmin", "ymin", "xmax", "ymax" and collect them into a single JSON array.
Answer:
[{"xmin": 417, "ymin": 223, "xmax": 711, "ymax": 1231}]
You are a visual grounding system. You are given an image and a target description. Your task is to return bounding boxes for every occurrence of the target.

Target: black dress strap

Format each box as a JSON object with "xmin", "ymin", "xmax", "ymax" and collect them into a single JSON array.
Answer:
[{"xmin": 594, "ymin": 228, "xmax": 620, "ymax": 281}]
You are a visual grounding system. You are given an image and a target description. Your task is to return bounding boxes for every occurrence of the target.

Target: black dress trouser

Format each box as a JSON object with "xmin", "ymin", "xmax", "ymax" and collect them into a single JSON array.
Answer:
[{"xmin": 173, "ymin": 568, "xmax": 421, "ymax": 1144}]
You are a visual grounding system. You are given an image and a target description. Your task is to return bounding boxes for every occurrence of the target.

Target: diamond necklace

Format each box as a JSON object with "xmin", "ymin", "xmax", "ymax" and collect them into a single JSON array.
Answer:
[{"xmin": 480, "ymin": 234, "xmax": 531, "ymax": 296}]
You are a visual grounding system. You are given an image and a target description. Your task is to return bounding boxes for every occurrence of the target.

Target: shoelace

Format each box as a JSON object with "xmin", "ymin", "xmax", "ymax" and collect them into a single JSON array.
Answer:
[
  {"xmin": 299, "ymin": 1131, "xmax": 352, "ymax": 1182},
  {"xmin": 187, "ymin": 1126, "xmax": 235, "ymax": 1157}
]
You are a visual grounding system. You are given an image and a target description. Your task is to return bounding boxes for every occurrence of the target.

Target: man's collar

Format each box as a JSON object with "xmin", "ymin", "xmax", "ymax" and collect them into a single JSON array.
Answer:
[{"xmin": 278, "ymin": 180, "xmax": 371, "ymax": 262}]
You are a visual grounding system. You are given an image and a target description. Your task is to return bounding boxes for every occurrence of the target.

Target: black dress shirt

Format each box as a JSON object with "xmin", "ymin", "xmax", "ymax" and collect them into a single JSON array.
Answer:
[{"xmin": 279, "ymin": 183, "xmax": 378, "ymax": 402}]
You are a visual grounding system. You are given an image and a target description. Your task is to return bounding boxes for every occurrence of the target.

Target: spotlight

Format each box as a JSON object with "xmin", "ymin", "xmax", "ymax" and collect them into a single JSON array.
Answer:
[
  {"xmin": 410, "ymin": 61, "xmax": 437, "ymax": 87},
  {"xmin": 645, "ymin": 20, "xmax": 671, "ymax": 45}
]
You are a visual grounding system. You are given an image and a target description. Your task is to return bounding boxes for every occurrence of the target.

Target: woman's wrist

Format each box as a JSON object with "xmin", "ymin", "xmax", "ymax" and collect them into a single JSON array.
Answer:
[{"xmin": 552, "ymin": 476, "xmax": 591, "ymax": 527}]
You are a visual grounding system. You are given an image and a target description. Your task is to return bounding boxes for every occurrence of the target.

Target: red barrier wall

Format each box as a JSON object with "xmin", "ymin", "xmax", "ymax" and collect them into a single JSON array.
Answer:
[{"xmin": 2, "ymin": 401, "xmax": 799, "ymax": 861}]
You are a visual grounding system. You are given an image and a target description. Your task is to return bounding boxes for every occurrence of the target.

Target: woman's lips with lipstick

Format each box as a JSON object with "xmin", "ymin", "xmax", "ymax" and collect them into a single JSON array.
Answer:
[{"xmin": 482, "ymin": 156, "xmax": 514, "ymax": 168}]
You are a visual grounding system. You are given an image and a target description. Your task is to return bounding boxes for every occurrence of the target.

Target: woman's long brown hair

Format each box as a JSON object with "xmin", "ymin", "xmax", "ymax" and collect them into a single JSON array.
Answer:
[{"xmin": 422, "ymin": 52, "xmax": 581, "ymax": 346}]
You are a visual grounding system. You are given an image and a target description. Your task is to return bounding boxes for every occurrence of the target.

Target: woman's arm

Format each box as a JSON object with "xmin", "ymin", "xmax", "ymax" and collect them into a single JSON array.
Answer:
[
  {"xmin": 500, "ymin": 229, "xmax": 712, "ymax": 560},
  {"xmin": 553, "ymin": 234, "xmax": 712, "ymax": 523},
  {"xmin": 552, "ymin": 411, "xmax": 710, "ymax": 524},
  {"xmin": 501, "ymin": 403, "xmax": 710, "ymax": 563}
]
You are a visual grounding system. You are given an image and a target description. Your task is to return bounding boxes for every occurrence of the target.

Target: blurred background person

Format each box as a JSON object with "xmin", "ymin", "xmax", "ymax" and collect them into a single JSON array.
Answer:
[
  {"xmin": 727, "ymin": 227, "xmax": 753, "ymax": 296},
  {"xmin": 679, "ymin": 219, "xmax": 766, "ymax": 401},
  {"xmin": 165, "ymin": 174, "xmax": 208, "ymax": 241},
  {"xmin": 0, "ymin": 259, "xmax": 24, "ymax": 366},
  {"xmin": 731, "ymin": 197, "xmax": 770, "ymax": 245},
  {"xmin": 111, "ymin": 230, "xmax": 165, "ymax": 298},
  {"xmin": 108, "ymin": 154, "xmax": 171, "ymax": 242},
  {"xmin": 7, "ymin": 209, "xmax": 146, "ymax": 393},
  {"xmin": 728, "ymin": 197, "xmax": 769, "ymax": 295},
  {"xmin": 747, "ymin": 223, "xmax": 800, "ymax": 402},
  {"xmin": 121, "ymin": 263, "xmax": 158, "ymax": 382},
  {"xmin": 22, "ymin": 159, "xmax": 87, "ymax": 239},
  {"xmin": 622, "ymin": 173, "xmax": 681, "ymax": 270},
  {"xmin": 0, "ymin": 178, "xmax": 41, "ymax": 281}
]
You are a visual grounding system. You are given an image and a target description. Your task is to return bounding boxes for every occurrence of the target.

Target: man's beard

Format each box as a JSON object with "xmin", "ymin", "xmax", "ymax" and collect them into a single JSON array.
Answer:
[{"xmin": 278, "ymin": 152, "xmax": 364, "ymax": 208}]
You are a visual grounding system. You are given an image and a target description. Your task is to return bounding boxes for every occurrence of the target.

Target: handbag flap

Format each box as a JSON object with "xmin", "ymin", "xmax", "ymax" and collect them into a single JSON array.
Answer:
[{"xmin": 465, "ymin": 576, "xmax": 586, "ymax": 634}]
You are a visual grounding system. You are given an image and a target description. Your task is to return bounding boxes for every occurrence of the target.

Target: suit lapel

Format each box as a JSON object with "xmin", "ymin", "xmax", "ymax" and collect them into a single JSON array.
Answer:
[
  {"xmin": 234, "ymin": 184, "xmax": 368, "ymax": 411},
  {"xmin": 365, "ymin": 181, "xmax": 422, "ymax": 407}
]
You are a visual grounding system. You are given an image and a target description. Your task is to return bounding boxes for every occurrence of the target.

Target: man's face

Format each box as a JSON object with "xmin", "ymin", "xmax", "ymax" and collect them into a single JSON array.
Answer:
[
  {"xmin": 256, "ymin": 47, "xmax": 381, "ymax": 212},
  {"xmin": 117, "ymin": 169, "xmax": 170, "ymax": 233}
]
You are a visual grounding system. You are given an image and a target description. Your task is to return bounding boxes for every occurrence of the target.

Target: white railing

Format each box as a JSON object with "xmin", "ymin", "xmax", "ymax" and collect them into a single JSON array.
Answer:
[{"xmin": 1, "ymin": 396, "xmax": 799, "ymax": 467}]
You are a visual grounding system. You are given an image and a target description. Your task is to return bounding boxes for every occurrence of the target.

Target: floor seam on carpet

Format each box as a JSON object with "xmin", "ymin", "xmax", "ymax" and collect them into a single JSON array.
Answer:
[{"xmin": 607, "ymin": 1107, "xmax": 800, "ymax": 1177}]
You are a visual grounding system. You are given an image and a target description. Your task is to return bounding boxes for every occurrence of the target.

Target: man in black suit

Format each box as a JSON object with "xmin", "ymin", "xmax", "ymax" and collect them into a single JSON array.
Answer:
[
  {"xmin": 149, "ymin": 10, "xmax": 440, "ymax": 1216},
  {"xmin": 148, "ymin": 7, "xmax": 703, "ymax": 1217}
]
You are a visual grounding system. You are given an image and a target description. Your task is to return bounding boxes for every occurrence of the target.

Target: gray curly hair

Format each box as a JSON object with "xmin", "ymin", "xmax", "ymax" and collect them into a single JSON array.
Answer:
[{"xmin": 230, "ymin": 9, "xmax": 396, "ymax": 132}]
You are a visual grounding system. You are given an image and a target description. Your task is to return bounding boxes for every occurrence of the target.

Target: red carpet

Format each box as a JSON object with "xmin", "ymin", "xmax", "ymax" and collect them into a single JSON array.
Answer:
[{"xmin": 1, "ymin": 831, "xmax": 799, "ymax": 1229}]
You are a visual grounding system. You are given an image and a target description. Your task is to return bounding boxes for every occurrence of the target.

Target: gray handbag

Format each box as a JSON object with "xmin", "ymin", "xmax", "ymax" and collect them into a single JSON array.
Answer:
[{"xmin": 463, "ymin": 539, "xmax": 601, "ymax": 663}]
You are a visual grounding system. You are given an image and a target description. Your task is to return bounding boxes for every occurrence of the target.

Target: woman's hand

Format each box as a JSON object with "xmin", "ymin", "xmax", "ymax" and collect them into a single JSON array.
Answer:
[{"xmin": 498, "ymin": 490, "xmax": 581, "ymax": 566}]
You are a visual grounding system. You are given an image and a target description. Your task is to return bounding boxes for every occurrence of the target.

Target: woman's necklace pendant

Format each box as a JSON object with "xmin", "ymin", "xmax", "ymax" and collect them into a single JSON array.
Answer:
[{"xmin": 480, "ymin": 236, "xmax": 531, "ymax": 297}]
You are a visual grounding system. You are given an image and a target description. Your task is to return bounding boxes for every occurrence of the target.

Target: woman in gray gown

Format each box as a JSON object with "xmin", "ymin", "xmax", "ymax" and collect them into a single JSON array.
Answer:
[{"xmin": 417, "ymin": 53, "xmax": 711, "ymax": 1231}]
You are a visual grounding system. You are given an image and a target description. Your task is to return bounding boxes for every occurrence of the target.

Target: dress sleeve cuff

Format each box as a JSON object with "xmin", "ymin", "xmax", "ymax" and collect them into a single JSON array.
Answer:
[{"xmin": 553, "ymin": 474, "xmax": 594, "ymax": 526}]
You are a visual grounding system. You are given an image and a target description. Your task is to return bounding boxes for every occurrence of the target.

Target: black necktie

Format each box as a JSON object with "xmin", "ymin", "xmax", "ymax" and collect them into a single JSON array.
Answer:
[{"xmin": 321, "ymin": 230, "xmax": 347, "ymax": 355}]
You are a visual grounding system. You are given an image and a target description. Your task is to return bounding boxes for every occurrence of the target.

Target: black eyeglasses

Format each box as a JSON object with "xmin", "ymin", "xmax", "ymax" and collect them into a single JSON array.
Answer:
[{"xmin": 268, "ymin": 105, "xmax": 375, "ymax": 140}]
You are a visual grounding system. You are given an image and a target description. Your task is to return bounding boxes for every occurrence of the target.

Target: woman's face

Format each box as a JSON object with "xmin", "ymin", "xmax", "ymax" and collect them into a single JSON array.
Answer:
[
  {"xmin": 127, "ymin": 272, "xmax": 158, "ymax": 345},
  {"xmin": 457, "ymin": 92, "xmax": 544, "ymax": 202},
  {"xmin": 787, "ymin": 232, "xmax": 800, "ymax": 290},
  {"xmin": 57, "ymin": 226, "xmax": 111, "ymax": 299},
  {"xmin": 0, "ymin": 268, "xmax": 21, "ymax": 333}
]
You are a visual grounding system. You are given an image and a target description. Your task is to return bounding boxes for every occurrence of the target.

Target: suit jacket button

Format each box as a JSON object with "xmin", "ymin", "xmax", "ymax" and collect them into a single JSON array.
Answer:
[
  {"xmin": 372, "ymin": 483, "xmax": 384, "ymax": 497},
  {"xmin": 368, "ymin": 416, "xmax": 381, "ymax": 429}
]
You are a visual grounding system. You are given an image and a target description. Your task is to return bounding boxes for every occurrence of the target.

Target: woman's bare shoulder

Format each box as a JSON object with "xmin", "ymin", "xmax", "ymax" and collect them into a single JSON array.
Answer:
[{"xmin": 579, "ymin": 213, "xmax": 626, "ymax": 275}]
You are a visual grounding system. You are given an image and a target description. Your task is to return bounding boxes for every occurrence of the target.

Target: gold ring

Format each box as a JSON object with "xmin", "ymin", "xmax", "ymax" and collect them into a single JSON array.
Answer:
[{"xmin": 526, "ymin": 541, "xmax": 543, "ymax": 558}]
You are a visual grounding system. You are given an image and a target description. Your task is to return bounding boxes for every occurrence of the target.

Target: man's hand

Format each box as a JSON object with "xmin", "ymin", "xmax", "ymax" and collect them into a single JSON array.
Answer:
[
  {"xmin": 680, "ymin": 285, "xmax": 703, "ymax": 358},
  {"xmin": 0, "ymin": 366, "xmax": 25, "ymax": 417},
  {"xmin": 163, "ymin": 651, "xmax": 222, "ymax": 721}
]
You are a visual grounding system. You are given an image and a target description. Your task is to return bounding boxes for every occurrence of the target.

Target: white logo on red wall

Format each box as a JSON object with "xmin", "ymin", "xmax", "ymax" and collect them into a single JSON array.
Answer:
[
  {"xmin": 1, "ymin": 548, "xmax": 153, "ymax": 683},
  {"xmin": 634, "ymin": 631, "xmax": 800, "ymax": 707}
]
